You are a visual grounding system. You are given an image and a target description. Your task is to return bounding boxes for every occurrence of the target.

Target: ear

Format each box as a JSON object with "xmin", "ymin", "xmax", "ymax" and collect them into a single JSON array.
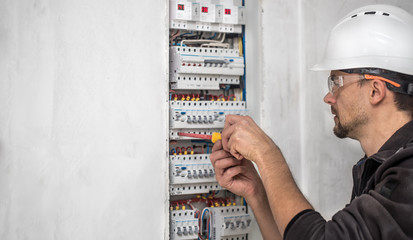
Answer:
[{"xmin": 369, "ymin": 80, "xmax": 387, "ymax": 105}]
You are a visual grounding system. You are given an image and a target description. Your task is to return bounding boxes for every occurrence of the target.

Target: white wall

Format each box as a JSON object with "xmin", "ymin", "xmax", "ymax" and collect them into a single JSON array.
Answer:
[{"xmin": 0, "ymin": 1, "xmax": 169, "ymax": 239}]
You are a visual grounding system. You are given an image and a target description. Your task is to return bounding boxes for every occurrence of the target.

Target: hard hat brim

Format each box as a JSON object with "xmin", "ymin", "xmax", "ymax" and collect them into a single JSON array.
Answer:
[{"xmin": 311, "ymin": 56, "xmax": 413, "ymax": 76}]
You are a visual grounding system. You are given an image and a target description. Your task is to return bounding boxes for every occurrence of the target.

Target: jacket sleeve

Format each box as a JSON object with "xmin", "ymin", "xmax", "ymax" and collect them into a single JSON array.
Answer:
[{"xmin": 283, "ymin": 157, "xmax": 413, "ymax": 240}]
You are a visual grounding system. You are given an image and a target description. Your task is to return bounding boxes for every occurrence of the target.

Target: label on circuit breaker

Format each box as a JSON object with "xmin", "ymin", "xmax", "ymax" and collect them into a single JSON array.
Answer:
[
  {"xmin": 218, "ymin": 24, "xmax": 235, "ymax": 33},
  {"xmin": 207, "ymin": 206, "xmax": 252, "ymax": 239},
  {"xmin": 195, "ymin": 21, "xmax": 211, "ymax": 31},
  {"xmin": 170, "ymin": 209, "xmax": 199, "ymax": 240},
  {"xmin": 170, "ymin": 183, "xmax": 222, "ymax": 195},
  {"xmin": 170, "ymin": 73, "xmax": 240, "ymax": 90},
  {"xmin": 171, "ymin": 19, "xmax": 189, "ymax": 29},
  {"xmin": 170, "ymin": 46, "xmax": 244, "ymax": 76},
  {"xmin": 170, "ymin": 101, "xmax": 247, "ymax": 129},
  {"xmin": 170, "ymin": 154, "xmax": 216, "ymax": 184}
]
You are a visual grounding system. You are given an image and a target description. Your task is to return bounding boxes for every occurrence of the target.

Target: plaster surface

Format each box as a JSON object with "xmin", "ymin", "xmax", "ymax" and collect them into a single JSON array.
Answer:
[{"xmin": 0, "ymin": 1, "xmax": 169, "ymax": 239}]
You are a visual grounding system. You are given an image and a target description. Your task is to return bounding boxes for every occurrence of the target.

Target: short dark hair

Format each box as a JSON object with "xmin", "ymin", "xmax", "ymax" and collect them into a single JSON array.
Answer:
[
  {"xmin": 382, "ymin": 71, "xmax": 413, "ymax": 118},
  {"xmin": 393, "ymin": 91, "xmax": 413, "ymax": 119},
  {"xmin": 341, "ymin": 68, "xmax": 413, "ymax": 118}
]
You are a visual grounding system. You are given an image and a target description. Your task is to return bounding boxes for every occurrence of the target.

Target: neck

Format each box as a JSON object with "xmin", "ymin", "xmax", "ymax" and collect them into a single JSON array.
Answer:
[{"xmin": 357, "ymin": 111, "xmax": 411, "ymax": 157}]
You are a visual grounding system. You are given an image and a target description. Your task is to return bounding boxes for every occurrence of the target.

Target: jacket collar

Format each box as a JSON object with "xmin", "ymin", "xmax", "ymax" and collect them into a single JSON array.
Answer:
[{"xmin": 378, "ymin": 120, "xmax": 413, "ymax": 153}]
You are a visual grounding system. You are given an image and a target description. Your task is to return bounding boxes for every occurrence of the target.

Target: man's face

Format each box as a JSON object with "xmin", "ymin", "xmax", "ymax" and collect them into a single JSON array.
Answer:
[{"xmin": 324, "ymin": 70, "xmax": 369, "ymax": 139}]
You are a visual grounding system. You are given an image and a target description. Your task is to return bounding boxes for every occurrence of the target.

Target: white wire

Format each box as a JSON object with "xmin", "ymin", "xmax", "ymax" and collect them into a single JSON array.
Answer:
[
  {"xmin": 200, "ymin": 43, "xmax": 229, "ymax": 48},
  {"xmin": 181, "ymin": 33, "xmax": 226, "ymax": 47}
]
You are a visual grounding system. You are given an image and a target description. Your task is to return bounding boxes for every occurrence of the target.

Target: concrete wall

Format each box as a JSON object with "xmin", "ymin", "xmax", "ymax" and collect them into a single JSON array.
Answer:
[{"xmin": 0, "ymin": 0, "xmax": 169, "ymax": 239}]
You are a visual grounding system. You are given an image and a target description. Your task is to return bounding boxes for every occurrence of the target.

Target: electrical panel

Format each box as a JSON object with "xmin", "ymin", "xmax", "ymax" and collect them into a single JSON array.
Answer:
[{"xmin": 169, "ymin": 0, "xmax": 251, "ymax": 239}]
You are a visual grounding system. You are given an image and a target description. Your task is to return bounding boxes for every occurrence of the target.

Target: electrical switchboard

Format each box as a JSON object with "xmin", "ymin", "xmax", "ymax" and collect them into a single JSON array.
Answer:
[{"xmin": 168, "ymin": 1, "xmax": 250, "ymax": 239}]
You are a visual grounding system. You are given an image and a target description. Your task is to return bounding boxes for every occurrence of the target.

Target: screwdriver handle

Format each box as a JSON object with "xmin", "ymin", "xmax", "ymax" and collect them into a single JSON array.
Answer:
[{"xmin": 211, "ymin": 132, "xmax": 222, "ymax": 143}]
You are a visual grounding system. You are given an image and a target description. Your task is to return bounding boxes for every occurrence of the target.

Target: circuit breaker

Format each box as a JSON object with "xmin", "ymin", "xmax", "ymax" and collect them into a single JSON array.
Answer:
[{"xmin": 168, "ymin": 1, "xmax": 251, "ymax": 239}]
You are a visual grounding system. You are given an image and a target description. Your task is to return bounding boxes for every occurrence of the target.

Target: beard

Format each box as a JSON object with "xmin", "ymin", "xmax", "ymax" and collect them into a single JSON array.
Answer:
[
  {"xmin": 333, "ymin": 120, "xmax": 351, "ymax": 139},
  {"xmin": 332, "ymin": 107, "xmax": 368, "ymax": 139}
]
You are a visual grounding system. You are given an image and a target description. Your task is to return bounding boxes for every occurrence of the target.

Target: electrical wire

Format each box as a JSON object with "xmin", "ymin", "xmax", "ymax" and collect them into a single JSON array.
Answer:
[
  {"xmin": 181, "ymin": 33, "xmax": 226, "ymax": 47},
  {"xmin": 170, "ymin": 30, "xmax": 181, "ymax": 46}
]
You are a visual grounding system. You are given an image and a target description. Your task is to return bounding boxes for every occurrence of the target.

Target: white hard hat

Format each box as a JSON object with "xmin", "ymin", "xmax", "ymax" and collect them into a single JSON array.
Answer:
[{"xmin": 312, "ymin": 4, "xmax": 413, "ymax": 76}]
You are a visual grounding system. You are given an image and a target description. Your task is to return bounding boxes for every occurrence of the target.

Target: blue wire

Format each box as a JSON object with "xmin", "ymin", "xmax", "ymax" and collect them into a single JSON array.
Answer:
[
  {"xmin": 201, "ymin": 209, "xmax": 210, "ymax": 238},
  {"xmin": 172, "ymin": 43, "xmax": 187, "ymax": 46},
  {"xmin": 180, "ymin": 31, "xmax": 193, "ymax": 37},
  {"xmin": 208, "ymin": 32, "xmax": 217, "ymax": 39},
  {"xmin": 242, "ymin": 27, "xmax": 246, "ymax": 101}
]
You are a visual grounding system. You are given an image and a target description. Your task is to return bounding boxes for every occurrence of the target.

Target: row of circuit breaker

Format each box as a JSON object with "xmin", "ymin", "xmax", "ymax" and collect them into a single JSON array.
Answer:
[
  {"xmin": 170, "ymin": 46, "xmax": 244, "ymax": 90},
  {"xmin": 170, "ymin": 0, "xmax": 245, "ymax": 33},
  {"xmin": 170, "ymin": 206, "xmax": 252, "ymax": 240}
]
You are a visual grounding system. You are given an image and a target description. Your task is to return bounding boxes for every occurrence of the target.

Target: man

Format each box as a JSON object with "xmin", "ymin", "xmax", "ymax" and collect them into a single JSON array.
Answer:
[{"xmin": 210, "ymin": 4, "xmax": 413, "ymax": 240}]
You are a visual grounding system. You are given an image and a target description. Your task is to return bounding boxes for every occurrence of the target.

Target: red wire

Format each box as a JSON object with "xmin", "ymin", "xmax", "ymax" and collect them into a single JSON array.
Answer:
[{"xmin": 228, "ymin": 94, "xmax": 236, "ymax": 101}]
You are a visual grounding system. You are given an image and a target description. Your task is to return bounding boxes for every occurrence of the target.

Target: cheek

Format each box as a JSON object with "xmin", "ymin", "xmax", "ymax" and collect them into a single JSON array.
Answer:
[{"xmin": 335, "ymin": 99, "xmax": 352, "ymax": 120}]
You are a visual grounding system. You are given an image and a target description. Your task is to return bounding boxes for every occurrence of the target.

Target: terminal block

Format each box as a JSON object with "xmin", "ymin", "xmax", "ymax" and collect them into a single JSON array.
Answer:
[
  {"xmin": 205, "ymin": 206, "xmax": 251, "ymax": 240},
  {"xmin": 170, "ymin": 209, "xmax": 199, "ymax": 240},
  {"xmin": 170, "ymin": 47, "xmax": 244, "ymax": 76},
  {"xmin": 170, "ymin": 73, "xmax": 240, "ymax": 90},
  {"xmin": 170, "ymin": 100, "xmax": 247, "ymax": 129},
  {"xmin": 170, "ymin": 183, "xmax": 222, "ymax": 196},
  {"xmin": 170, "ymin": 154, "xmax": 217, "ymax": 184}
]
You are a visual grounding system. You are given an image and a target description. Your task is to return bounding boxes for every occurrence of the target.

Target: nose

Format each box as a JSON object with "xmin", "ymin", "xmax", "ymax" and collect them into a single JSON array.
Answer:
[{"xmin": 323, "ymin": 92, "xmax": 336, "ymax": 105}]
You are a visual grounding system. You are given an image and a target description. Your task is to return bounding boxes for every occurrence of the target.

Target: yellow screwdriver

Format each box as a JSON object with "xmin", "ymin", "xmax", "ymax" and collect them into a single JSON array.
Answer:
[{"xmin": 178, "ymin": 132, "xmax": 222, "ymax": 143}]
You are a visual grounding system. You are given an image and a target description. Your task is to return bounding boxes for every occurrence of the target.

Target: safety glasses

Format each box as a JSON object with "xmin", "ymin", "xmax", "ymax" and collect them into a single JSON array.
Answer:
[{"xmin": 327, "ymin": 74, "xmax": 401, "ymax": 94}]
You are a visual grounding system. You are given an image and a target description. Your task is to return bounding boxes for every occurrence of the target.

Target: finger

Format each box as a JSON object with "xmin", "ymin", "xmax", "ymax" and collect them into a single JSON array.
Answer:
[
  {"xmin": 221, "ymin": 122, "xmax": 237, "ymax": 152},
  {"xmin": 222, "ymin": 116, "xmax": 252, "ymax": 153},
  {"xmin": 222, "ymin": 115, "xmax": 242, "ymax": 152},
  {"xmin": 224, "ymin": 114, "xmax": 245, "ymax": 129},
  {"xmin": 211, "ymin": 139, "xmax": 223, "ymax": 153},
  {"xmin": 210, "ymin": 149, "xmax": 233, "ymax": 167},
  {"xmin": 214, "ymin": 157, "xmax": 242, "ymax": 170},
  {"xmin": 218, "ymin": 165, "xmax": 244, "ymax": 188},
  {"xmin": 221, "ymin": 123, "xmax": 244, "ymax": 160},
  {"xmin": 227, "ymin": 134, "xmax": 244, "ymax": 160},
  {"xmin": 213, "ymin": 157, "xmax": 239, "ymax": 179}
]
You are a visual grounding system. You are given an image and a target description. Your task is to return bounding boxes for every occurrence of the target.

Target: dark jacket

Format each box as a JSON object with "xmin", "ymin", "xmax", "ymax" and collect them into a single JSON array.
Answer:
[{"xmin": 284, "ymin": 120, "xmax": 413, "ymax": 240}]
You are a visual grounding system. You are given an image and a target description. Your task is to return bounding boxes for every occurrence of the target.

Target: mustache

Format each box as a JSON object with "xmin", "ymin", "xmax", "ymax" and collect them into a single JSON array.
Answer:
[{"xmin": 331, "ymin": 107, "xmax": 337, "ymax": 115}]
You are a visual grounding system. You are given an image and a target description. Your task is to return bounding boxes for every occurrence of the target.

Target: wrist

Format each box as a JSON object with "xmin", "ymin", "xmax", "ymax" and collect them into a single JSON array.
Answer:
[
  {"xmin": 244, "ymin": 180, "xmax": 267, "ymax": 209},
  {"xmin": 254, "ymin": 144, "xmax": 282, "ymax": 167}
]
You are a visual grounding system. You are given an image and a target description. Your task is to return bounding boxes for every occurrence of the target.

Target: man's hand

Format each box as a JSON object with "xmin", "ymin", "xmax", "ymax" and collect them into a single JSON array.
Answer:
[
  {"xmin": 214, "ymin": 114, "xmax": 313, "ymax": 237},
  {"xmin": 210, "ymin": 139, "xmax": 263, "ymax": 201},
  {"xmin": 221, "ymin": 115, "xmax": 279, "ymax": 164},
  {"xmin": 210, "ymin": 139, "xmax": 283, "ymax": 240}
]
